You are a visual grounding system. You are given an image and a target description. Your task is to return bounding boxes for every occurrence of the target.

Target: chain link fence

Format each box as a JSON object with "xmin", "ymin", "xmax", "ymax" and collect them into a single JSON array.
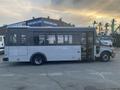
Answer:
[{"xmin": 112, "ymin": 34, "xmax": 120, "ymax": 47}]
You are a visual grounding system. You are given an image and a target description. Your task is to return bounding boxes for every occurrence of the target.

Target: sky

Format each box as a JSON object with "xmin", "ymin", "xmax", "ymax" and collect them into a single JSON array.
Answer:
[{"xmin": 0, "ymin": 0, "xmax": 120, "ymax": 26}]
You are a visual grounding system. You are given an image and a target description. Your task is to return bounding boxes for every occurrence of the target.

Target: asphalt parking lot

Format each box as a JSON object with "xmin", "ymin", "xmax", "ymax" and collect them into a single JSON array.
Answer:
[{"xmin": 0, "ymin": 49, "xmax": 120, "ymax": 90}]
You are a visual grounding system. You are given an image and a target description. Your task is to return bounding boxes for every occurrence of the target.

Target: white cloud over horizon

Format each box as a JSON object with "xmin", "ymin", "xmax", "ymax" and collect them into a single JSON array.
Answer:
[{"xmin": 0, "ymin": 0, "xmax": 120, "ymax": 26}]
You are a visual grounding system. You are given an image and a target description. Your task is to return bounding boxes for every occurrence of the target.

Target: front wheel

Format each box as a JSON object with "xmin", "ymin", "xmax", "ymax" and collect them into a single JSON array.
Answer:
[
  {"xmin": 31, "ymin": 55, "xmax": 44, "ymax": 65},
  {"xmin": 101, "ymin": 52, "xmax": 110, "ymax": 62}
]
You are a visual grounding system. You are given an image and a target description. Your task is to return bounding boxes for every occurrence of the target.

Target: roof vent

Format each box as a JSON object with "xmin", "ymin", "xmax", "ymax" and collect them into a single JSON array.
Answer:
[
  {"xmin": 32, "ymin": 17, "xmax": 35, "ymax": 19},
  {"xmin": 47, "ymin": 16, "xmax": 50, "ymax": 19},
  {"xmin": 59, "ymin": 18, "xmax": 62, "ymax": 22}
]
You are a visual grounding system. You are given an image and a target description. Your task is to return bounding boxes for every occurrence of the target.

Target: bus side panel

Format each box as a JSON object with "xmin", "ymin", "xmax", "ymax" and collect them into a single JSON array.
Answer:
[
  {"xmin": 4, "ymin": 47, "xmax": 9, "ymax": 57},
  {"xmin": 28, "ymin": 46, "xmax": 81, "ymax": 61},
  {"xmin": 6, "ymin": 46, "xmax": 28, "ymax": 62},
  {"xmin": 5, "ymin": 46, "xmax": 81, "ymax": 62}
]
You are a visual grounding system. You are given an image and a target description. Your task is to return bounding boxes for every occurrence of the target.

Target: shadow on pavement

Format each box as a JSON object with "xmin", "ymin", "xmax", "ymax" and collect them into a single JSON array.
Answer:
[{"xmin": 1, "ymin": 60, "xmax": 113, "ymax": 67}]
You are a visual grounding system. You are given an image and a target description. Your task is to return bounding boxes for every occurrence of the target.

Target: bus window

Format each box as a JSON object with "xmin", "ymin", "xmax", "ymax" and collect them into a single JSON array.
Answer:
[
  {"xmin": 72, "ymin": 34, "xmax": 81, "ymax": 45},
  {"xmin": 64, "ymin": 35, "xmax": 69, "ymax": 44},
  {"xmin": 9, "ymin": 34, "xmax": 17, "ymax": 44},
  {"xmin": 33, "ymin": 36, "xmax": 39, "ymax": 45},
  {"xmin": 69, "ymin": 35, "xmax": 73, "ymax": 44},
  {"xmin": 57, "ymin": 35, "xmax": 64, "ymax": 44},
  {"xmin": 88, "ymin": 32, "xmax": 94, "ymax": 44},
  {"xmin": 81, "ymin": 33, "xmax": 86, "ymax": 44},
  {"xmin": 39, "ymin": 35, "xmax": 45, "ymax": 45},
  {"xmin": 33, "ymin": 35, "xmax": 45, "ymax": 45},
  {"xmin": 47, "ymin": 35, "xmax": 56, "ymax": 45},
  {"xmin": 21, "ymin": 34, "xmax": 27, "ymax": 45}
]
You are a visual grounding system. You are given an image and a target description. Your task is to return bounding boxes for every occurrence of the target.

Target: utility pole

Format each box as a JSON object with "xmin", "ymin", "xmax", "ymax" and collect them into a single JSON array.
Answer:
[{"xmin": 111, "ymin": 19, "xmax": 115, "ymax": 34}]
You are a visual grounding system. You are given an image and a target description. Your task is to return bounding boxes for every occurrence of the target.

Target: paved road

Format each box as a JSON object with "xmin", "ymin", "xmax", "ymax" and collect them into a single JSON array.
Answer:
[{"xmin": 0, "ymin": 52, "xmax": 120, "ymax": 90}]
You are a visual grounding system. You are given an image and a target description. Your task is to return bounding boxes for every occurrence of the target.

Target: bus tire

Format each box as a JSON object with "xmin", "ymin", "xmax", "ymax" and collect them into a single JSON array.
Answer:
[
  {"xmin": 100, "ymin": 52, "xmax": 110, "ymax": 62},
  {"xmin": 31, "ymin": 54, "xmax": 45, "ymax": 65}
]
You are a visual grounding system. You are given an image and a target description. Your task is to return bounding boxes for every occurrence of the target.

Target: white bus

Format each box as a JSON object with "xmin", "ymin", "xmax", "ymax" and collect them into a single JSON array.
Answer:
[
  {"xmin": 0, "ymin": 35, "xmax": 4, "ymax": 54},
  {"xmin": 3, "ymin": 27, "xmax": 115, "ymax": 65}
]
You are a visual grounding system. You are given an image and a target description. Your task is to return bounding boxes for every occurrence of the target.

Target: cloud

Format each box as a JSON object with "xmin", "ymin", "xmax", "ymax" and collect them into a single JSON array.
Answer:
[
  {"xmin": 51, "ymin": 0, "xmax": 120, "ymax": 25},
  {"xmin": 0, "ymin": 0, "xmax": 120, "ymax": 26},
  {"xmin": 0, "ymin": 0, "xmax": 33, "ymax": 25}
]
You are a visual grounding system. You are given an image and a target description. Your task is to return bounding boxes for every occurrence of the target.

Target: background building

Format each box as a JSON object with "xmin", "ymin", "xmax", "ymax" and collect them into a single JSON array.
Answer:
[
  {"xmin": 0, "ymin": 17, "xmax": 75, "ymax": 35},
  {"xmin": 7, "ymin": 17, "xmax": 75, "ymax": 27}
]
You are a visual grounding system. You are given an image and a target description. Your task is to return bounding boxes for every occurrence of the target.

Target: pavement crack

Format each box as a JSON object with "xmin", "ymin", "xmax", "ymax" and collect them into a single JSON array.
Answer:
[{"xmin": 46, "ymin": 74, "xmax": 65, "ymax": 90}]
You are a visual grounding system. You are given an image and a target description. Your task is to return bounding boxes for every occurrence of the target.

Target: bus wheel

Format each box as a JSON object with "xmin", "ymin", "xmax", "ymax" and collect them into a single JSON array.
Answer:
[
  {"xmin": 31, "ymin": 55, "xmax": 44, "ymax": 65},
  {"xmin": 101, "ymin": 52, "xmax": 110, "ymax": 62}
]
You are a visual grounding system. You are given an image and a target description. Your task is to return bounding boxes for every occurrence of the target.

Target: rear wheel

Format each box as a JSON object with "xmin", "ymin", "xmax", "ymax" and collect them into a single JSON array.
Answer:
[
  {"xmin": 101, "ymin": 52, "xmax": 110, "ymax": 62},
  {"xmin": 31, "ymin": 55, "xmax": 44, "ymax": 65}
]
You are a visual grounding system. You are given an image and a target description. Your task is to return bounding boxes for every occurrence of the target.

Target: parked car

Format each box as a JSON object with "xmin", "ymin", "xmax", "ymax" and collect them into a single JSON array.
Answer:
[
  {"xmin": 0, "ymin": 35, "xmax": 4, "ymax": 54},
  {"xmin": 97, "ymin": 36, "xmax": 113, "ymax": 47}
]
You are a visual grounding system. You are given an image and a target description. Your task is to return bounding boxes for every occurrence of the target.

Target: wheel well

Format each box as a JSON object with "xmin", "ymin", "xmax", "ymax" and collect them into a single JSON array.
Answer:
[
  {"xmin": 100, "ymin": 51, "xmax": 111, "ymax": 57},
  {"xmin": 30, "ymin": 52, "xmax": 47, "ymax": 62}
]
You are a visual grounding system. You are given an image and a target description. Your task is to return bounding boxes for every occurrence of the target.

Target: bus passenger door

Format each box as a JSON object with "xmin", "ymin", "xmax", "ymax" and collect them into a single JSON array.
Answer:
[{"xmin": 81, "ymin": 32, "xmax": 94, "ymax": 61}]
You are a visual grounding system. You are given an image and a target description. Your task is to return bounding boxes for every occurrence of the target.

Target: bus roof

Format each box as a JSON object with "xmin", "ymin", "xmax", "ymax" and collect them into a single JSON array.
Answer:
[{"xmin": 6, "ymin": 27, "xmax": 96, "ymax": 32}]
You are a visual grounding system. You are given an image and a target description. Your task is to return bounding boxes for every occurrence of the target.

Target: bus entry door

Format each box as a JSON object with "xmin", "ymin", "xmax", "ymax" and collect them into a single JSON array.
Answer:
[{"xmin": 81, "ymin": 32, "xmax": 94, "ymax": 61}]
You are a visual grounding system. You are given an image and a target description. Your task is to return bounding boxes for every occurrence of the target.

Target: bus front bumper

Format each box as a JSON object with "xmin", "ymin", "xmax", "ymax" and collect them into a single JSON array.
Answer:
[
  {"xmin": 0, "ymin": 48, "xmax": 4, "ymax": 54},
  {"xmin": 111, "ymin": 51, "xmax": 115, "ymax": 58},
  {"xmin": 3, "ymin": 57, "xmax": 9, "ymax": 62}
]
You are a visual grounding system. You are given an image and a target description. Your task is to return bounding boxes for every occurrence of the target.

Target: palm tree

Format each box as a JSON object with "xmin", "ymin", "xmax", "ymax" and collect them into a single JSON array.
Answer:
[
  {"xmin": 93, "ymin": 21, "xmax": 97, "ymax": 27},
  {"xmin": 105, "ymin": 23, "xmax": 109, "ymax": 35},
  {"xmin": 98, "ymin": 22, "xmax": 102, "ymax": 34},
  {"xmin": 115, "ymin": 25, "xmax": 120, "ymax": 33}
]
